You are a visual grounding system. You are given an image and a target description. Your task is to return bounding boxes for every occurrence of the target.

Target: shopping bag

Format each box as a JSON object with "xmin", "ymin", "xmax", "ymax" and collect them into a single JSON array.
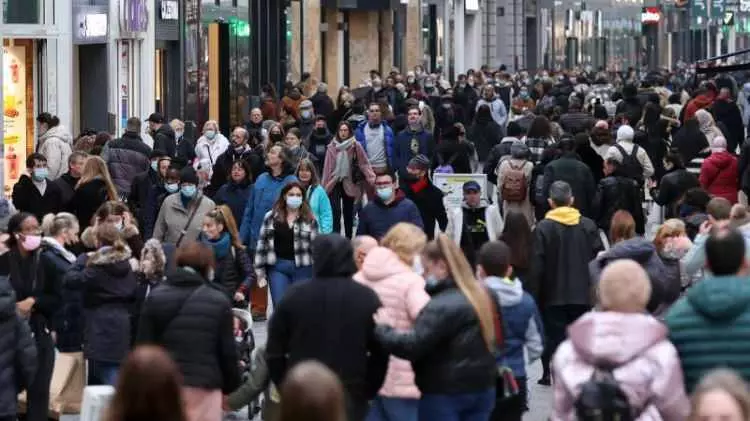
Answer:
[
  {"xmin": 80, "ymin": 386, "xmax": 115, "ymax": 421},
  {"xmin": 49, "ymin": 352, "xmax": 86, "ymax": 416}
]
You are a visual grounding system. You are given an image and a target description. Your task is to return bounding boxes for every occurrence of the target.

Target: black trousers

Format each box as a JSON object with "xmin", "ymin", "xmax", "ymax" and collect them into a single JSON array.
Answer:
[
  {"xmin": 330, "ymin": 183, "xmax": 356, "ymax": 238},
  {"xmin": 490, "ymin": 377, "xmax": 528, "ymax": 421},
  {"xmin": 540, "ymin": 305, "xmax": 589, "ymax": 378},
  {"xmin": 26, "ymin": 329, "xmax": 55, "ymax": 421}
]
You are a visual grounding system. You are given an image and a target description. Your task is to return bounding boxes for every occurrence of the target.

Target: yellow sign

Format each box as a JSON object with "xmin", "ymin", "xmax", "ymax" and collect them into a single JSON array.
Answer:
[{"xmin": 3, "ymin": 45, "xmax": 28, "ymax": 195}]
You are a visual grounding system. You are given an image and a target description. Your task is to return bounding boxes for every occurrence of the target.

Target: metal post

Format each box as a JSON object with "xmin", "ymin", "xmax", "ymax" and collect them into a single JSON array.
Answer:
[{"xmin": 300, "ymin": 0, "xmax": 305, "ymax": 78}]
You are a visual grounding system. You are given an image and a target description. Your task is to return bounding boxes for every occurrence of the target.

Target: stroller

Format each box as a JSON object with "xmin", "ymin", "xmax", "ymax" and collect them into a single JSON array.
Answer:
[{"xmin": 231, "ymin": 308, "xmax": 262, "ymax": 419}]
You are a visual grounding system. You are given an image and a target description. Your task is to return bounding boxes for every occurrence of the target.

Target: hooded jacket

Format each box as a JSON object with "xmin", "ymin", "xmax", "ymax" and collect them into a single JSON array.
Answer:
[
  {"xmin": 589, "ymin": 238, "xmax": 681, "ymax": 315},
  {"xmin": 401, "ymin": 178, "xmax": 447, "ymax": 240},
  {"xmin": 683, "ymin": 91, "xmax": 716, "ymax": 123},
  {"xmin": 12, "ymin": 174, "xmax": 63, "ymax": 222},
  {"xmin": 655, "ymin": 168, "xmax": 700, "ymax": 219},
  {"xmin": 485, "ymin": 276, "xmax": 543, "ymax": 379},
  {"xmin": 594, "ymin": 170, "xmax": 646, "ymax": 235},
  {"xmin": 153, "ymin": 124, "xmax": 177, "ymax": 158},
  {"xmin": 354, "ymin": 247, "xmax": 430, "ymax": 398},
  {"xmin": 239, "ymin": 169, "xmax": 297, "ymax": 249},
  {"xmin": 105, "ymin": 131, "xmax": 152, "ymax": 196},
  {"xmin": 542, "ymin": 153, "xmax": 598, "ymax": 219},
  {"xmin": 468, "ymin": 114, "xmax": 503, "ymax": 160},
  {"xmin": 553, "ymin": 312, "xmax": 690, "ymax": 421},
  {"xmin": 65, "ymin": 246, "xmax": 136, "ymax": 362},
  {"xmin": 356, "ymin": 190, "xmax": 424, "ymax": 240},
  {"xmin": 38, "ymin": 125, "xmax": 73, "ymax": 180},
  {"xmin": 666, "ymin": 275, "xmax": 750, "ymax": 391},
  {"xmin": 699, "ymin": 150, "xmax": 739, "ymax": 204},
  {"xmin": 267, "ymin": 235, "xmax": 389, "ymax": 405},
  {"xmin": 42, "ymin": 238, "xmax": 79, "ymax": 352},
  {"xmin": 528, "ymin": 207, "xmax": 603, "ymax": 308},
  {"xmin": 0, "ymin": 277, "xmax": 37, "ymax": 418},
  {"xmin": 393, "ymin": 127, "xmax": 434, "ymax": 178}
]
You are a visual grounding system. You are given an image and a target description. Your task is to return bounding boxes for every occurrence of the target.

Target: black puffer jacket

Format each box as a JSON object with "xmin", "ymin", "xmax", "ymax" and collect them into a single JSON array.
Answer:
[
  {"xmin": 153, "ymin": 124, "xmax": 177, "ymax": 158},
  {"xmin": 542, "ymin": 153, "xmax": 597, "ymax": 218},
  {"xmin": 594, "ymin": 170, "xmax": 645, "ymax": 235},
  {"xmin": 374, "ymin": 279, "xmax": 497, "ymax": 395},
  {"xmin": 105, "ymin": 131, "xmax": 152, "ymax": 196},
  {"xmin": 137, "ymin": 267, "xmax": 239, "ymax": 392},
  {"xmin": 66, "ymin": 246, "xmax": 136, "ymax": 362},
  {"xmin": 0, "ymin": 277, "xmax": 37, "ymax": 418},
  {"xmin": 655, "ymin": 168, "xmax": 700, "ymax": 219}
]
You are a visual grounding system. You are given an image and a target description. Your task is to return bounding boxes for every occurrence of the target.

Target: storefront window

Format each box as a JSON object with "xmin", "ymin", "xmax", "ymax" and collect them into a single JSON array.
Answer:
[{"xmin": 3, "ymin": 0, "xmax": 41, "ymax": 24}]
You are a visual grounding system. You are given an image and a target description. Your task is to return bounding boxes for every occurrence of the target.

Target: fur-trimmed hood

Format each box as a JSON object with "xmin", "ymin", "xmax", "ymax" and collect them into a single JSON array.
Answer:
[
  {"xmin": 85, "ymin": 244, "xmax": 135, "ymax": 279},
  {"xmin": 81, "ymin": 224, "xmax": 140, "ymax": 249}
]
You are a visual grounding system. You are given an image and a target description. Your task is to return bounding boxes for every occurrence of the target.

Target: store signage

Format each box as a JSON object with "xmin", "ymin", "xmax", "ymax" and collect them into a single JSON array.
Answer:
[
  {"xmin": 641, "ymin": 7, "xmax": 661, "ymax": 24},
  {"xmin": 120, "ymin": 0, "xmax": 149, "ymax": 34},
  {"xmin": 2, "ymin": 46, "xmax": 28, "ymax": 195},
  {"xmin": 741, "ymin": 0, "xmax": 750, "ymax": 12},
  {"xmin": 73, "ymin": 6, "xmax": 109, "ymax": 44},
  {"xmin": 160, "ymin": 1, "xmax": 178, "ymax": 20},
  {"xmin": 724, "ymin": 11, "xmax": 735, "ymax": 25}
]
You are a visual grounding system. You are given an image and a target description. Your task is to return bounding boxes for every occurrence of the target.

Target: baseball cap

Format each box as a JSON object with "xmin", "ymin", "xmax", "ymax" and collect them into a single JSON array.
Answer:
[
  {"xmin": 407, "ymin": 155, "xmax": 430, "ymax": 171},
  {"xmin": 463, "ymin": 180, "xmax": 481, "ymax": 192},
  {"xmin": 146, "ymin": 112, "xmax": 164, "ymax": 124}
]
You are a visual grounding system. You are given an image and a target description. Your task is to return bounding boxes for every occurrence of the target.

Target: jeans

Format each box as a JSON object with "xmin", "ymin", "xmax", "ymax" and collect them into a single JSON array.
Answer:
[
  {"xmin": 540, "ymin": 305, "xmax": 589, "ymax": 378},
  {"xmin": 268, "ymin": 259, "xmax": 313, "ymax": 305},
  {"xmin": 366, "ymin": 396, "xmax": 419, "ymax": 421},
  {"xmin": 88, "ymin": 360, "xmax": 120, "ymax": 386},
  {"xmin": 330, "ymin": 183, "xmax": 356, "ymax": 238},
  {"xmin": 419, "ymin": 389, "xmax": 495, "ymax": 421}
]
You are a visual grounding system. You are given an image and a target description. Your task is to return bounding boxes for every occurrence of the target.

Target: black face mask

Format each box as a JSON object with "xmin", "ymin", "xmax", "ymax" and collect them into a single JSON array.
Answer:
[
  {"xmin": 270, "ymin": 133, "xmax": 283, "ymax": 143},
  {"xmin": 402, "ymin": 172, "xmax": 420, "ymax": 182},
  {"xmin": 315, "ymin": 127, "xmax": 327, "ymax": 135}
]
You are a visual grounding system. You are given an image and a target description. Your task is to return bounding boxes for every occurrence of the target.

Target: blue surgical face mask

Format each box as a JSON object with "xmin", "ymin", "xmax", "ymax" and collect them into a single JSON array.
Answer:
[
  {"xmin": 151, "ymin": 160, "xmax": 159, "ymax": 172},
  {"xmin": 181, "ymin": 185, "xmax": 197, "ymax": 198},
  {"xmin": 204, "ymin": 130, "xmax": 216, "ymax": 140},
  {"xmin": 286, "ymin": 196, "xmax": 303, "ymax": 209},
  {"xmin": 165, "ymin": 183, "xmax": 179, "ymax": 193},
  {"xmin": 377, "ymin": 187, "xmax": 393, "ymax": 201},
  {"xmin": 425, "ymin": 275, "xmax": 439, "ymax": 288},
  {"xmin": 32, "ymin": 168, "xmax": 48, "ymax": 181}
]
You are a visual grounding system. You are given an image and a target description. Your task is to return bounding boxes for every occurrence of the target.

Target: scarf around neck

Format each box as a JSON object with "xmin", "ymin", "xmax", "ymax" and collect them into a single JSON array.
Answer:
[
  {"xmin": 333, "ymin": 137, "xmax": 356, "ymax": 181},
  {"xmin": 205, "ymin": 232, "xmax": 232, "ymax": 259}
]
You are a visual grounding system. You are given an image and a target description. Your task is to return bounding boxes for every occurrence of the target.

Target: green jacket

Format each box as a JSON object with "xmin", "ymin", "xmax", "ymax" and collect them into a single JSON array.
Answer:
[
  {"xmin": 665, "ymin": 275, "xmax": 750, "ymax": 392},
  {"xmin": 228, "ymin": 346, "xmax": 280, "ymax": 420}
]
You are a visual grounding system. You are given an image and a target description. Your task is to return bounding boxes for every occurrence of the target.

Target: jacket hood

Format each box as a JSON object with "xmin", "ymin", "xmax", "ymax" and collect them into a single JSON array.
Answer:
[
  {"xmin": 568, "ymin": 311, "xmax": 667, "ymax": 365},
  {"xmin": 693, "ymin": 92, "xmax": 716, "ymax": 110},
  {"xmin": 360, "ymin": 247, "xmax": 414, "ymax": 282},
  {"xmin": 376, "ymin": 189, "xmax": 407, "ymax": 208},
  {"xmin": 545, "ymin": 206, "xmax": 581, "ymax": 226},
  {"xmin": 81, "ymin": 225, "xmax": 140, "ymax": 249},
  {"xmin": 0, "ymin": 276, "xmax": 16, "ymax": 320},
  {"xmin": 41, "ymin": 125, "xmax": 73, "ymax": 144},
  {"xmin": 87, "ymin": 245, "xmax": 133, "ymax": 277},
  {"xmin": 708, "ymin": 150, "xmax": 736, "ymax": 169},
  {"xmin": 462, "ymin": 198, "xmax": 489, "ymax": 210},
  {"xmin": 687, "ymin": 276, "xmax": 750, "ymax": 321},
  {"xmin": 485, "ymin": 276, "xmax": 524, "ymax": 306},
  {"xmin": 312, "ymin": 235, "xmax": 357, "ymax": 278},
  {"xmin": 598, "ymin": 238, "xmax": 657, "ymax": 265}
]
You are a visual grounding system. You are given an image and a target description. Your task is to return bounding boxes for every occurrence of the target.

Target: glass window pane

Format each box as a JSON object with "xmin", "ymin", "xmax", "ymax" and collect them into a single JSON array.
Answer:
[{"xmin": 3, "ymin": 0, "xmax": 41, "ymax": 24}]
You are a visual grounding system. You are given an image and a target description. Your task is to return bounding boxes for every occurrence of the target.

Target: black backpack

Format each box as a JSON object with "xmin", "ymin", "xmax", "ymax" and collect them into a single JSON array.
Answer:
[
  {"xmin": 613, "ymin": 143, "xmax": 644, "ymax": 184},
  {"xmin": 574, "ymin": 367, "xmax": 634, "ymax": 421}
]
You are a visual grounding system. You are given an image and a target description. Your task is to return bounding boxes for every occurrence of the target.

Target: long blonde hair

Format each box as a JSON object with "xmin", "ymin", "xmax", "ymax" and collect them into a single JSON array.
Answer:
[
  {"xmin": 76, "ymin": 156, "xmax": 118, "ymax": 201},
  {"xmin": 205, "ymin": 205, "xmax": 245, "ymax": 250},
  {"xmin": 424, "ymin": 234, "xmax": 497, "ymax": 351},
  {"xmin": 381, "ymin": 223, "xmax": 426, "ymax": 266}
]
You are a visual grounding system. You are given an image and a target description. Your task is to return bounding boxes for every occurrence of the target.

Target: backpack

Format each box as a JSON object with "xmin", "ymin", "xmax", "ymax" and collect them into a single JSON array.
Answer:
[
  {"xmin": 613, "ymin": 143, "xmax": 644, "ymax": 184},
  {"xmin": 500, "ymin": 161, "xmax": 528, "ymax": 202},
  {"xmin": 435, "ymin": 153, "xmax": 458, "ymax": 174},
  {"xmin": 575, "ymin": 367, "xmax": 634, "ymax": 421}
]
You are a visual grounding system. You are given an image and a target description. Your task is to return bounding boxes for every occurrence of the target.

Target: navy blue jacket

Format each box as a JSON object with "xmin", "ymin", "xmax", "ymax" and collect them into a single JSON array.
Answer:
[
  {"xmin": 392, "ymin": 128, "xmax": 434, "ymax": 178},
  {"xmin": 215, "ymin": 181, "xmax": 253, "ymax": 224},
  {"xmin": 356, "ymin": 191, "xmax": 424, "ymax": 240},
  {"xmin": 42, "ymin": 243, "xmax": 79, "ymax": 352}
]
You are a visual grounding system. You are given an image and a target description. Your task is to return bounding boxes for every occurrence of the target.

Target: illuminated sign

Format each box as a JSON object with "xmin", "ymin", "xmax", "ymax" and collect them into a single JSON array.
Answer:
[
  {"xmin": 160, "ymin": 1, "xmax": 178, "ymax": 21},
  {"xmin": 641, "ymin": 7, "xmax": 661, "ymax": 24}
]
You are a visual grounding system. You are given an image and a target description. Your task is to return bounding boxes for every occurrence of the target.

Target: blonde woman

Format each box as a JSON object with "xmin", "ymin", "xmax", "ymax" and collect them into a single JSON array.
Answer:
[
  {"xmin": 690, "ymin": 369, "xmax": 750, "ymax": 421},
  {"xmin": 68, "ymin": 156, "xmax": 118, "ymax": 231},
  {"xmin": 354, "ymin": 223, "xmax": 430, "ymax": 421},
  {"xmin": 374, "ymin": 233, "xmax": 499, "ymax": 421},
  {"xmin": 654, "ymin": 219, "xmax": 693, "ymax": 296},
  {"xmin": 194, "ymin": 120, "xmax": 229, "ymax": 182}
]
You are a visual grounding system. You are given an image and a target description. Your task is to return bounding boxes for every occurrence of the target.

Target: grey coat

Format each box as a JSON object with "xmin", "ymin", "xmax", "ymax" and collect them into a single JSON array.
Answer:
[{"xmin": 153, "ymin": 193, "xmax": 216, "ymax": 245}]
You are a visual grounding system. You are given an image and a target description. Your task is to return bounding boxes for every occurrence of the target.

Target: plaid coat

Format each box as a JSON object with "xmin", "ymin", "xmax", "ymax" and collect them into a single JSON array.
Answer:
[{"xmin": 254, "ymin": 211, "xmax": 318, "ymax": 280}]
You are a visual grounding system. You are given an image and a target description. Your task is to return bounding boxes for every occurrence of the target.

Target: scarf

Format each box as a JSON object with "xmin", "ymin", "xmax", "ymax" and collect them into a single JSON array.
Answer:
[
  {"xmin": 41, "ymin": 237, "xmax": 76, "ymax": 263},
  {"xmin": 333, "ymin": 137, "xmax": 356, "ymax": 181},
  {"xmin": 205, "ymin": 232, "xmax": 232, "ymax": 259},
  {"xmin": 409, "ymin": 177, "xmax": 430, "ymax": 194}
]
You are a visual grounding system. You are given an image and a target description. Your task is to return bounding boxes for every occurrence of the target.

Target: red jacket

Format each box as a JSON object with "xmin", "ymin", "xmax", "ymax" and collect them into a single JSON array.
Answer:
[
  {"xmin": 699, "ymin": 150, "xmax": 739, "ymax": 203},
  {"xmin": 683, "ymin": 91, "xmax": 716, "ymax": 123}
]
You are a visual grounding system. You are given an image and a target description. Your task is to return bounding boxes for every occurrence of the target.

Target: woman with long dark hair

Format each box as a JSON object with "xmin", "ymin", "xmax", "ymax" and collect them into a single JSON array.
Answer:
[
  {"xmin": 500, "ymin": 210, "xmax": 533, "ymax": 283},
  {"xmin": 254, "ymin": 182, "xmax": 319, "ymax": 305},
  {"xmin": 296, "ymin": 158, "xmax": 333, "ymax": 234}
]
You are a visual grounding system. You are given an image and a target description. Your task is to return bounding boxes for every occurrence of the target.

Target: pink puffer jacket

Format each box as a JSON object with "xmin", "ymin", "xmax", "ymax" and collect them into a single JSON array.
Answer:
[
  {"xmin": 552, "ymin": 312, "xmax": 690, "ymax": 421},
  {"xmin": 354, "ymin": 247, "xmax": 430, "ymax": 398}
]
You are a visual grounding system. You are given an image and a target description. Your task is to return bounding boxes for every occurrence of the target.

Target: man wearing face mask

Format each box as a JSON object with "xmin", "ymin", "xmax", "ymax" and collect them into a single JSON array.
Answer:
[
  {"xmin": 393, "ymin": 107, "xmax": 435, "ymax": 180},
  {"xmin": 129, "ymin": 150, "xmax": 170, "ymax": 236},
  {"xmin": 146, "ymin": 113, "xmax": 177, "ymax": 158},
  {"xmin": 206, "ymin": 127, "xmax": 264, "ymax": 198},
  {"xmin": 356, "ymin": 172, "xmax": 423, "ymax": 240},
  {"xmin": 400, "ymin": 155, "xmax": 447, "ymax": 240},
  {"xmin": 12, "ymin": 153, "xmax": 64, "ymax": 222},
  {"xmin": 297, "ymin": 100, "xmax": 316, "ymax": 147},
  {"xmin": 308, "ymin": 116, "xmax": 333, "ymax": 173},
  {"xmin": 153, "ymin": 167, "xmax": 216, "ymax": 245},
  {"xmin": 511, "ymin": 86, "xmax": 536, "ymax": 115}
]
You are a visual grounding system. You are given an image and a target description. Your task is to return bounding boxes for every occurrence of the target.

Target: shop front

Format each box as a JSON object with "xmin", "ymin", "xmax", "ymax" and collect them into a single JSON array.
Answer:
[{"xmin": 1, "ymin": 0, "xmax": 73, "ymax": 194}]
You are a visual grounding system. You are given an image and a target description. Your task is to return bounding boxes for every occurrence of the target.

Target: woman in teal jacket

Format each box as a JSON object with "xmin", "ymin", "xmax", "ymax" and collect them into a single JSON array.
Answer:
[{"xmin": 296, "ymin": 158, "xmax": 333, "ymax": 234}]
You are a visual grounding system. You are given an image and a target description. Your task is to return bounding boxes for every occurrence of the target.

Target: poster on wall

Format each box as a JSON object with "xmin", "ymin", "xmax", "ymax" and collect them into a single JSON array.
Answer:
[
  {"xmin": 2, "ymin": 45, "xmax": 28, "ymax": 197},
  {"xmin": 432, "ymin": 173, "xmax": 488, "ymax": 209}
]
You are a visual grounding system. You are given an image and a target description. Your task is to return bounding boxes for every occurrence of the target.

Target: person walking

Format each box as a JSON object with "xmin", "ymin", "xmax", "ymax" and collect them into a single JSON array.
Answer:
[
  {"xmin": 36, "ymin": 112, "xmax": 73, "ymax": 180},
  {"xmin": 104, "ymin": 117, "xmax": 152, "ymax": 197},
  {"xmin": 194, "ymin": 120, "xmax": 230, "ymax": 184},
  {"xmin": 146, "ymin": 113, "xmax": 177, "ymax": 158},
  {"xmin": 357, "ymin": 172, "xmax": 423, "ymax": 240},
  {"xmin": 153, "ymin": 167, "xmax": 216, "ymax": 245},
  {"xmin": 400, "ymin": 155, "xmax": 448, "ymax": 240},
  {"xmin": 68, "ymin": 156, "xmax": 119, "ymax": 231},
  {"xmin": 296, "ymin": 158, "xmax": 333, "ymax": 234},
  {"xmin": 214, "ymin": 160, "xmax": 254, "ymax": 226},
  {"xmin": 12, "ymin": 153, "xmax": 64, "ymax": 222}
]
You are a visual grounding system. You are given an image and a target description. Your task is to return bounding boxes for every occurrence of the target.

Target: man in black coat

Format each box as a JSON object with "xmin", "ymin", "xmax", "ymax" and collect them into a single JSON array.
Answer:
[
  {"xmin": 594, "ymin": 157, "xmax": 645, "ymax": 235},
  {"xmin": 542, "ymin": 137, "xmax": 597, "ymax": 219},
  {"xmin": 267, "ymin": 234, "xmax": 388, "ymax": 421},
  {"xmin": 146, "ymin": 113, "xmax": 177, "ymax": 158},
  {"xmin": 712, "ymin": 88, "xmax": 744, "ymax": 153},
  {"xmin": 528, "ymin": 180, "xmax": 603, "ymax": 385},
  {"xmin": 310, "ymin": 83, "xmax": 335, "ymax": 119},
  {"xmin": 52, "ymin": 151, "xmax": 87, "ymax": 209},
  {"xmin": 104, "ymin": 117, "xmax": 152, "ymax": 197},
  {"xmin": 400, "ymin": 155, "xmax": 448, "ymax": 240},
  {"xmin": 0, "ymin": 277, "xmax": 37, "ymax": 421},
  {"xmin": 129, "ymin": 150, "xmax": 170, "ymax": 237},
  {"xmin": 206, "ymin": 126, "xmax": 264, "ymax": 197},
  {"xmin": 12, "ymin": 153, "xmax": 64, "ymax": 222}
]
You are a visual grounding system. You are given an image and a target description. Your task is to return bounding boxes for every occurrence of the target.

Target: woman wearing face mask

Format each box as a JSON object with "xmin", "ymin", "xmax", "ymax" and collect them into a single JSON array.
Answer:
[
  {"xmin": 67, "ymin": 156, "xmax": 119, "ymax": 232},
  {"xmin": 82, "ymin": 201, "xmax": 144, "ymax": 259},
  {"xmin": 215, "ymin": 160, "xmax": 254, "ymax": 225},
  {"xmin": 284, "ymin": 128, "xmax": 311, "ymax": 169},
  {"xmin": 322, "ymin": 121, "xmax": 375, "ymax": 238},
  {"xmin": 154, "ymin": 167, "xmax": 216, "ymax": 246},
  {"xmin": 0, "ymin": 212, "xmax": 63, "ymax": 421},
  {"xmin": 64, "ymin": 223, "xmax": 137, "ymax": 385},
  {"xmin": 296, "ymin": 158, "xmax": 333, "ymax": 234},
  {"xmin": 373, "ymin": 234, "xmax": 501, "ymax": 421},
  {"xmin": 254, "ymin": 182, "xmax": 318, "ymax": 305},
  {"xmin": 194, "ymin": 120, "xmax": 230, "ymax": 182},
  {"xmin": 267, "ymin": 122, "xmax": 285, "ymax": 148},
  {"xmin": 41, "ymin": 212, "xmax": 83, "ymax": 352},
  {"xmin": 354, "ymin": 223, "xmax": 430, "ymax": 421},
  {"xmin": 200, "ymin": 205, "xmax": 255, "ymax": 304}
]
